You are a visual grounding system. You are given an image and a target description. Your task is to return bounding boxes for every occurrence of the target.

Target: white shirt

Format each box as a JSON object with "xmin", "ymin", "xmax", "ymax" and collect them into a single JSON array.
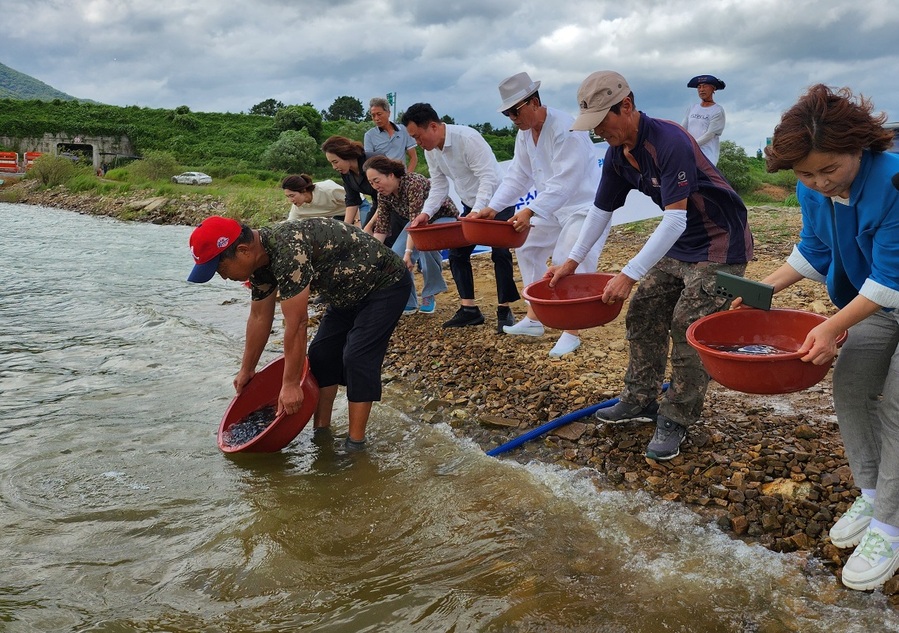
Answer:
[
  {"xmin": 421, "ymin": 124, "xmax": 501, "ymax": 217},
  {"xmin": 683, "ymin": 102, "xmax": 725, "ymax": 165},
  {"xmin": 488, "ymin": 107, "xmax": 600, "ymax": 225},
  {"xmin": 287, "ymin": 180, "xmax": 346, "ymax": 220}
]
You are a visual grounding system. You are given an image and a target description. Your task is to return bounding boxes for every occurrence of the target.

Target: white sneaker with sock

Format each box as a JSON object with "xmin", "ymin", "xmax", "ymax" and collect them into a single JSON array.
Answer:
[
  {"xmin": 830, "ymin": 494, "xmax": 874, "ymax": 548},
  {"xmin": 841, "ymin": 525, "xmax": 899, "ymax": 591},
  {"xmin": 548, "ymin": 332, "xmax": 581, "ymax": 357},
  {"xmin": 503, "ymin": 317, "xmax": 544, "ymax": 337}
]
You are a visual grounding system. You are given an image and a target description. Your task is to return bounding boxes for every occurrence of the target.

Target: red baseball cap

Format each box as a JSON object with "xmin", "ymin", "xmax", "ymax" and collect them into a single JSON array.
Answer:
[{"xmin": 187, "ymin": 216, "xmax": 242, "ymax": 283}]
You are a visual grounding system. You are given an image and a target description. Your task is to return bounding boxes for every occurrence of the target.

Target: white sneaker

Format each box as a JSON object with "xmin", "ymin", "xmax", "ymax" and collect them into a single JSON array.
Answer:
[
  {"xmin": 830, "ymin": 494, "xmax": 874, "ymax": 548},
  {"xmin": 841, "ymin": 527, "xmax": 899, "ymax": 591},
  {"xmin": 502, "ymin": 319, "xmax": 544, "ymax": 337},
  {"xmin": 548, "ymin": 334, "xmax": 581, "ymax": 358}
]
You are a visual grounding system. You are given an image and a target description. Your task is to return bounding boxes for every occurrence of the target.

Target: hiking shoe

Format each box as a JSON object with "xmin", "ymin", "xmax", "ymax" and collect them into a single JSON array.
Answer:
[
  {"xmin": 502, "ymin": 318, "xmax": 544, "ymax": 337},
  {"xmin": 443, "ymin": 306, "xmax": 485, "ymax": 328},
  {"xmin": 403, "ymin": 305, "xmax": 418, "ymax": 316},
  {"xmin": 645, "ymin": 415, "xmax": 687, "ymax": 461},
  {"xmin": 830, "ymin": 494, "xmax": 875, "ymax": 548},
  {"xmin": 496, "ymin": 306, "xmax": 514, "ymax": 334},
  {"xmin": 594, "ymin": 399, "xmax": 659, "ymax": 423},
  {"xmin": 841, "ymin": 527, "xmax": 899, "ymax": 591},
  {"xmin": 419, "ymin": 295, "xmax": 436, "ymax": 314}
]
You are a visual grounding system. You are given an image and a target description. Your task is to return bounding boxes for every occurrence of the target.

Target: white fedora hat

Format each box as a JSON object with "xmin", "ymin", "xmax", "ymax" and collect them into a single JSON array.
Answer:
[{"xmin": 497, "ymin": 72, "xmax": 541, "ymax": 113}]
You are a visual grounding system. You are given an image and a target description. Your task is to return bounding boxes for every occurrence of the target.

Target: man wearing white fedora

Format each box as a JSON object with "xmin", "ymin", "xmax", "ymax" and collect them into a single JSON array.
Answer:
[{"xmin": 471, "ymin": 72, "xmax": 605, "ymax": 358}]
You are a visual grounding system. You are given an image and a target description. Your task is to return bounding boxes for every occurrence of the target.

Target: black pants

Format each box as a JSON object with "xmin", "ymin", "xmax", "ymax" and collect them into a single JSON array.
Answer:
[
  {"xmin": 307, "ymin": 272, "xmax": 412, "ymax": 402},
  {"xmin": 448, "ymin": 205, "xmax": 520, "ymax": 304}
]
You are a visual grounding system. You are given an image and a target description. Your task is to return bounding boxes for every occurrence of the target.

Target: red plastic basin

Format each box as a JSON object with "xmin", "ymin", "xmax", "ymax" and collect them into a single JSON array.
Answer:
[
  {"xmin": 522, "ymin": 273, "xmax": 622, "ymax": 330},
  {"xmin": 217, "ymin": 355, "xmax": 319, "ymax": 453},
  {"xmin": 407, "ymin": 221, "xmax": 472, "ymax": 251},
  {"xmin": 686, "ymin": 308, "xmax": 847, "ymax": 394},
  {"xmin": 460, "ymin": 216, "xmax": 528, "ymax": 248}
]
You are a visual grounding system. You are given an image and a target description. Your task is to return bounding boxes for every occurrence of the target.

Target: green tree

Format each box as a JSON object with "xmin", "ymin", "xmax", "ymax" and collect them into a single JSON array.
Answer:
[
  {"xmin": 250, "ymin": 98, "xmax": 285, "ymax": 117},
  {"xmin": 717, "ymin": 140, "xmax": 757, "ymax": 194},
  {"xmin": 260, "ymin": 129, "xmax": 319, "ymax": 173},
  {"xmin": 323, "ymin": 96, "xmax": 364, "ymax": 122},
  {"xmin": 322, "ymin": 119, "xmax": 371, "ymax": 142},
  {"xmin": 483, "ymin": 134, "xmax": 515, "ymax": 161},
  {"xmin": 273, "ymin": 105, "xmax": 324, "ymax": 141}
]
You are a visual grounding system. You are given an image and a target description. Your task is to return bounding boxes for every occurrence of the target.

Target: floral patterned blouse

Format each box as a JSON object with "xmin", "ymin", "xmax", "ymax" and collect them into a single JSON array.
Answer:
[{"xmin": 372, "ymin": 172, "xmax": 458, "ymax": 235}]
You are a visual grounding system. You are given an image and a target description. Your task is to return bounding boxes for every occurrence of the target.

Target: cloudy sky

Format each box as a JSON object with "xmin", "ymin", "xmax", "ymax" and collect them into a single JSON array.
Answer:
[{"xmin": 3, "ymin": 0, "xmax": 898, "ymax": 153}]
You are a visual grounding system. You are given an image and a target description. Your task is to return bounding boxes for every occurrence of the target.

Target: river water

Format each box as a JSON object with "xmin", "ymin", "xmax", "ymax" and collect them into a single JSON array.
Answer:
[{"xmin": 2, "ymin": 202, "xmax": 897, "ymax": 633}]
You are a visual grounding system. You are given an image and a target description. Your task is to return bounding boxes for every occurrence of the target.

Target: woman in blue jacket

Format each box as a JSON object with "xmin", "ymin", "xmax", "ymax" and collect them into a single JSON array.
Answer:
[{"xmin": 761, "ymin": 84, "xmax": 899, "ymax": 591}]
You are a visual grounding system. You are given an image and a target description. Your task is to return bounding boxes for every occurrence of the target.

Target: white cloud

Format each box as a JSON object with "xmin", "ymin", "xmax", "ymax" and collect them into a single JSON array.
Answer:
[{"xmin": 2, "ymin": 0, "xmax": 898, "ymax": 152}]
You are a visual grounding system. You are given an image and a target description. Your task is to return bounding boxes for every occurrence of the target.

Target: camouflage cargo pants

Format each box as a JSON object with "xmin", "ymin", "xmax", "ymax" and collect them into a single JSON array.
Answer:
[{"xmin": 619, "ymin": 256, "xmax": 747, "ymax": 427}]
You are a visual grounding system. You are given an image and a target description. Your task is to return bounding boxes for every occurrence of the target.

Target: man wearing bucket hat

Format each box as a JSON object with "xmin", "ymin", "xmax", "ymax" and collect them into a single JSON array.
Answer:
[
  {"xmin": 683, "ymin": 74, "xmax": 726, "ymax": 165},
  {"xmin": 546, "ymin": 70, "xmax": 753, "ymax": 461},
  {"xmin": 187, "ymin": 216, "xmax": 412, "ymax": 452},
  {"xmin": 470, "ymin": 71, "xmax": 604, "ymax": 358}
]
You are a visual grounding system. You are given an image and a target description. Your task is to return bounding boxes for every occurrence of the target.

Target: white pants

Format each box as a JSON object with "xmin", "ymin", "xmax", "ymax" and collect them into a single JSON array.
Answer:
[{"xmin": 515, "ymin": 211, "xmax": 606, "ymax": 288}]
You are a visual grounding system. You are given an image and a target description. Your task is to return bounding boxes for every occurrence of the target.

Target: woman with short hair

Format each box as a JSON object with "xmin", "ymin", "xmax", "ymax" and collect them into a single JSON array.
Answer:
[{"xmin": 759, "ymin": 84, "xmax": 899, "ymax": 591}]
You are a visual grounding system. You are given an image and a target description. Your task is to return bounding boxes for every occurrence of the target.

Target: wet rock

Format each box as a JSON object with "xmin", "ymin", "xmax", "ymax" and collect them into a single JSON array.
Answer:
[
  {"xmin": 552, "ymin": 422, "xmax": 587, "ymax": 442},
  {"xmin": 795, "ymin": 424, "xmax": 818, "ymax": 440},
  {"xmin": 479, "ymin": 415, "xmax": 521, "ymax": 429},
  {"xmin": 423, "ymin": 399, "xmax": 453, "ymax": 411}
]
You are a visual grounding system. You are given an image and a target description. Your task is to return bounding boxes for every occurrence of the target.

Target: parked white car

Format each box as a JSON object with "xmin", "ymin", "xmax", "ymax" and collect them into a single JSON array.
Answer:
[{"xmin": 172, "ymin": 171, "xmax": 212, "ymax": 185}]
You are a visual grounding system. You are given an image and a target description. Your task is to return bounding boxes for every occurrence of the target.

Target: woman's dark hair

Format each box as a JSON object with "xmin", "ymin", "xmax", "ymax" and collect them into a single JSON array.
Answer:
[
  {"xmin": 219, "ymin": 224, "xmax": 254, "ymax": 261},
  {"xmin": 320, "ymin": 135, "xmax": 365, "ymax": 160},
  {"xmin": 362, "ymin": 155, "xmax": 405, "ymax": 178},
  {"xmin": 765, "ymin": 84, "xmax": 893, "ymax": 172},
  {"xmin": 281, "ymin": 174, "xmax": 315, "ymax": 193}
]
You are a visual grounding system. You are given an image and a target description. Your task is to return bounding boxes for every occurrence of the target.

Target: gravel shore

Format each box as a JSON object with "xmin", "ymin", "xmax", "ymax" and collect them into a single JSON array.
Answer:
[{"xmin": 6, "ymin": 181, "xmax": 897, "ymax": 600}]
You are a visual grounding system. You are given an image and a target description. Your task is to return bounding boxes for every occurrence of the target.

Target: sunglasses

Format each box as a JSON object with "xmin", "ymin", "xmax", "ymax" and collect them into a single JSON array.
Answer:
[{"xmin": 502, "ymin": 98, "xmax": 532, "ymax": 118}]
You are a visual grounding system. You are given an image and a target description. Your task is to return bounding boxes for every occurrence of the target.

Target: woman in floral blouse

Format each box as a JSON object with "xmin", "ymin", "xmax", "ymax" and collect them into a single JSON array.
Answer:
[{"xmin": 363, "ymin": 155, "xmax": 459, "ymax": 315}]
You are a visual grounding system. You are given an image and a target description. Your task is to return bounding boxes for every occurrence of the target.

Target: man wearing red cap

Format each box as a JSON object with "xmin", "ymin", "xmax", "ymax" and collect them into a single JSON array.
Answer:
[{"xmin": 187, "ymin": 216, "xmax": 412, "ymax": 451}]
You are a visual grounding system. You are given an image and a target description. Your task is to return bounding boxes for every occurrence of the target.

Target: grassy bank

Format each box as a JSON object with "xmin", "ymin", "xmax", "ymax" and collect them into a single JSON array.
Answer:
[{"xmin": 0, "ymin": 150, "xmax": 797, "ymax": 230}]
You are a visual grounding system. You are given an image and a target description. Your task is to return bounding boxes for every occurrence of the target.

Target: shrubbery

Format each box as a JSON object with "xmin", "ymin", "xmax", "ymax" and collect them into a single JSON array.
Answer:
[
  {"xmin": 27, "ymin": 154, "xmax": 78, "ymax": 186},
  {"xmin": 717, "ymin": 140, "xmax": 757, "ymax": 194},
  {"xmin": 260, "ymin": 130, "xmax": 321, "ymax": 173},
  {"xmin": 128, "ymin": 150, "xmax": 180, "ymax": 181}
]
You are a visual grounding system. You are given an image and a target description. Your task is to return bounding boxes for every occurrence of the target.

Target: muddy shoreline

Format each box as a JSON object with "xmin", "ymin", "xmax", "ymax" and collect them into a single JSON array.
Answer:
[{"xmin": 7, "ymin": 180, "xmax": 897, "ymax": 601}]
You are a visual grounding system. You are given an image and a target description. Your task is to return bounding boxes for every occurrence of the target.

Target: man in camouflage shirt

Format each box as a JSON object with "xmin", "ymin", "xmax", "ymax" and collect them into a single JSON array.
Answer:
[{"xmin": 187, "ymin": 216, "xmax": 412, "ymax": 450}]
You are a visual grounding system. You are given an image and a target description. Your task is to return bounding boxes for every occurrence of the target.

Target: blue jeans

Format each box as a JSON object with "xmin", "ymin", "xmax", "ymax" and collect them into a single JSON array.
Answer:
[{"xmin": 391, "ymin": 220, "xmax": 448, "ymax": 309}]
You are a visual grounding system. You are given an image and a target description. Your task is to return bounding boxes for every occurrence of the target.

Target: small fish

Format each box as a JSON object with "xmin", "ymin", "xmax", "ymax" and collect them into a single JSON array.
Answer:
[
  {"xmin": 712, "ymin": 344, "xmax": 791, "ymax": 356},
  {"xmin": 223, "ymin": 405, "xmax": 277, "ymax": 447}
]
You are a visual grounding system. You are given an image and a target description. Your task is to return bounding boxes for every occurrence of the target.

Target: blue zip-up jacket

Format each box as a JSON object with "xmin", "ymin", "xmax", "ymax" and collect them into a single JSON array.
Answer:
[{"xmin": 788, "ymin": 150, "xmax": 899, "ymax": 309}]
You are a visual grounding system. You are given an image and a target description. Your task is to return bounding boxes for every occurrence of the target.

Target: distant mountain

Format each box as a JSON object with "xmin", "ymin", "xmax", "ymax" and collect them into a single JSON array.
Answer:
[{"xmin": 0, "ymin": 61, "xmax": 81, "ymax": 101}]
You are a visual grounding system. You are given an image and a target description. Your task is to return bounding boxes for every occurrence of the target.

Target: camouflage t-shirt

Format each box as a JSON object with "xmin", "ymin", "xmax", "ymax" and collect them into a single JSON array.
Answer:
[{"xmin": 249, "ymin": 218, "xmax": 407, "ymax": 309}]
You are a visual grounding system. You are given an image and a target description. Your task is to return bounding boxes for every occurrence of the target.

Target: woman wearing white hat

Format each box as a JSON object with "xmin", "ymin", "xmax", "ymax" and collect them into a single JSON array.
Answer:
[{"xmin": 471, "ymin": 72, "xmax": 605, "ymax": 358}]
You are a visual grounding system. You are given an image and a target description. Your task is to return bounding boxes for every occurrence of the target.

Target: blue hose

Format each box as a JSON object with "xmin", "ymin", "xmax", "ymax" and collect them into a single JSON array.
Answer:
[{"xmin": 486, "ymin": 383, "xmax": 670, "ymax": 457}]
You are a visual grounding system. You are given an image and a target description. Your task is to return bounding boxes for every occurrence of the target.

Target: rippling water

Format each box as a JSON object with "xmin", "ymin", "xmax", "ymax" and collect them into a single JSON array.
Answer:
[{"xmin": 2, "ymin": 203, "xmax": 898, "ymax": 633}]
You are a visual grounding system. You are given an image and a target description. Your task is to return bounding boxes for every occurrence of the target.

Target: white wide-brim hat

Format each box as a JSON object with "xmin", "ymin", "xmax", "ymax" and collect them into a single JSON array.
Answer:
[{"xmin": 497, "ymin": 72, "xmax": 541, "ymax": 113}]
